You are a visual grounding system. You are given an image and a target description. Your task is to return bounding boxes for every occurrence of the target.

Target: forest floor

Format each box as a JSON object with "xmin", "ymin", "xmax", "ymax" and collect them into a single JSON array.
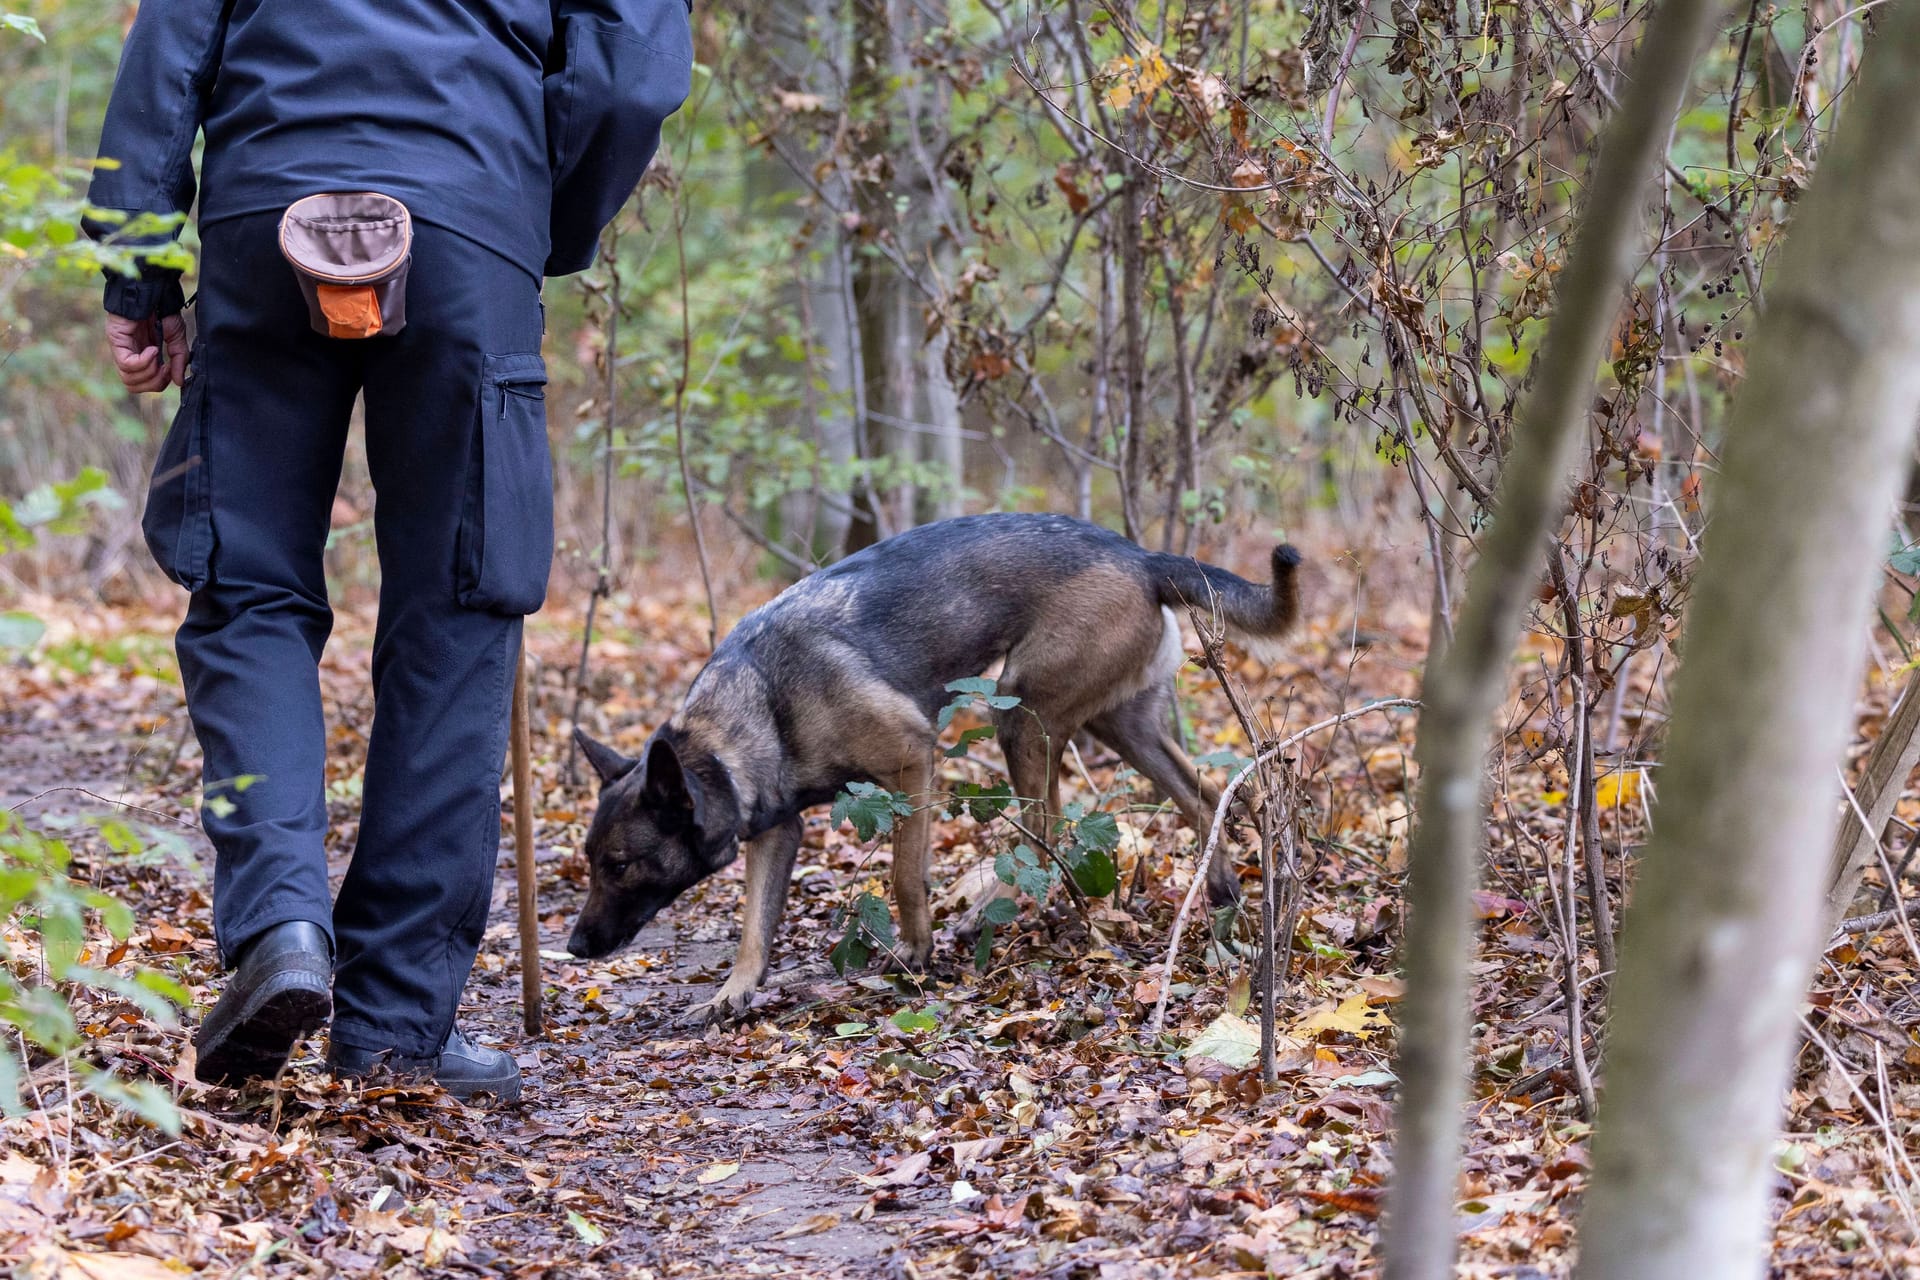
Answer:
[{"xmin": 1, "ymin": 556, "xmax": 1916, "ymax": 1278}]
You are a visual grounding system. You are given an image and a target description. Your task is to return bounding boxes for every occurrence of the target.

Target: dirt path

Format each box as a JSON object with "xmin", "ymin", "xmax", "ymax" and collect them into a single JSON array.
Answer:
[
  {"xmin": 0, "ymin": 605, "xmax": 973, "ymax": 1278},
  {"xmin": 2, "ymin": 718, "xmax": 936, "ymax": 1277}
]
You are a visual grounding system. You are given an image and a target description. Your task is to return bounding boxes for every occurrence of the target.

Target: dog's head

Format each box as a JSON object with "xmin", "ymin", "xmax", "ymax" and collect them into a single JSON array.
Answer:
[{"xmin": 566, "ymin": 728, "xmax": 739, "ymax": 958}]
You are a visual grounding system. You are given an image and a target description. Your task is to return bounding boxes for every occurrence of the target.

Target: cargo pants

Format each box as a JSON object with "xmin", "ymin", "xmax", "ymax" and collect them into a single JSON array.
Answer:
[{"xmin": 144, "ymin": 211, "xmax": 550, "ymax": 1057}]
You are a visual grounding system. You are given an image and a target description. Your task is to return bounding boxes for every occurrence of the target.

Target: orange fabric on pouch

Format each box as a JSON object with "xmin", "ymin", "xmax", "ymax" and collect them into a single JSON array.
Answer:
[
  {"xmin": 317, "ymin": 284, "xmax": 384, "ymax": 339},
  {"xmin": 279, "ymin": 193, "xmax": 412, "ymax": 339}
]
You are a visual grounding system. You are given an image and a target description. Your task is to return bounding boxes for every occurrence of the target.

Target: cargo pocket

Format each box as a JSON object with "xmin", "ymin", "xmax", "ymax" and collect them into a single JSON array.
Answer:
[
  {"xmin": 455, "ymin": 353, "xmax": 553, "ymax": 615},
  {"xmin": 142, "ymin": 348, "xmax": 215, "ymax": 592}
]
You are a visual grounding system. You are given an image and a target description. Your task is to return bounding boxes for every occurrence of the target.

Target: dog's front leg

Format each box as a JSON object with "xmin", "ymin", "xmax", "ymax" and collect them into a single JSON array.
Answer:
[
  {"xmin": 692, "ymin": 816, "xmax": 803, "ymax": 1025},
  {"xmin": 889, "ymin": 749, "xmax": 936, "ymax": 971}
]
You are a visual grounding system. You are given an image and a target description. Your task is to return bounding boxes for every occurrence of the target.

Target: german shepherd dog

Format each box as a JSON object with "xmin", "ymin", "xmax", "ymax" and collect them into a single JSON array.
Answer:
[{"xmin": 568, "ymin": 513, "xmax": 1301, "ymax": 1023}]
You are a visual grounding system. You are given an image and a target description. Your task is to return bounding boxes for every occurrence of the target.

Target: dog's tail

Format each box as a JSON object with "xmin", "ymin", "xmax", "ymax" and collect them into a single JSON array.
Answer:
[{"xmin": 1148, "ymin": 544, "xmax": 1302, "ymax": 662}]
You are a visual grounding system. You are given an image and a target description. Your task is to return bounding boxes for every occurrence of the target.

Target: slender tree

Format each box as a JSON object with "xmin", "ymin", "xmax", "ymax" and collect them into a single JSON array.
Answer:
[
  {"xmin": 1577, "ymin": 7, "xmax": 1920, "ymax": 1274},
  {"xmin": 1381, "ymin": 0, "xmax": 1721, "ymax": 1272}
]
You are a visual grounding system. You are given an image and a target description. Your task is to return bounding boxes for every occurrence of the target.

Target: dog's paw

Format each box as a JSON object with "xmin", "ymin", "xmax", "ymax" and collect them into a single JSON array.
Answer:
[
  {"xmin": 687, "ymin": 986, "xmax": 757, "ymax": 1027},
  {"xmin": 1205, "ymin": 861, "xmax": 1245, "ymax": 910},
  {"xmin": 886, "ymin": 935, "xmax": 934, "ymax": 974}
]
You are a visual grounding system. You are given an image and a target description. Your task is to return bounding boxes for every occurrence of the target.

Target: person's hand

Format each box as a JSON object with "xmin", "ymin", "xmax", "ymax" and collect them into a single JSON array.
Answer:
[{"xmin": 106, "ymin": 311, "xmax": 189, "ymax": 393}]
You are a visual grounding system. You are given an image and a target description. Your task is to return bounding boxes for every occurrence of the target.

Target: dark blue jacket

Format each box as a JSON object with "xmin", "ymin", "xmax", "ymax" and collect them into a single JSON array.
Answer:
[{"xmin": 88, "ymin": 0, "xmax": 692, "ymax": 318}]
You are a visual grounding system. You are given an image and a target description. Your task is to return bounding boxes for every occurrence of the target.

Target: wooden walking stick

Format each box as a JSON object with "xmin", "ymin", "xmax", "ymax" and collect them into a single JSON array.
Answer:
[{"xmin": 511, "ymin": 640, "xmax": 543, "ymax": 1035}]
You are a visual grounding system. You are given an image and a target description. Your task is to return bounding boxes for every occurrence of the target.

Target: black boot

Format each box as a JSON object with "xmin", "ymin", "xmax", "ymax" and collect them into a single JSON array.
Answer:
[
  {"xmin": 193, "ymin": 921, "xmax": 333, "ymax": 1086},
  {"xmin": 327, "ymin": 1026, "xmax": 522, "ymax": 1103}
]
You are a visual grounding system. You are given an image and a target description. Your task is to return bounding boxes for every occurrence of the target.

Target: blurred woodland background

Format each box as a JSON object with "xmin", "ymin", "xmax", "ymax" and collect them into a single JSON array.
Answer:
[{"xmin": 7, "ymin": 0, "xmax": 1784, "ymax": 599}]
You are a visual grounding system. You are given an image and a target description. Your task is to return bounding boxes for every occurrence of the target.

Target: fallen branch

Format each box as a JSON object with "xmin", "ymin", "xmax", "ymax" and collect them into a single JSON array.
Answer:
[
  {"xmin": 1836, "ymin": 897, "xmax": 1920, "ymax": 935},
  {"xmin": 1148, "ymin": 696, "xmax": 1419, "ymax": 1034}
]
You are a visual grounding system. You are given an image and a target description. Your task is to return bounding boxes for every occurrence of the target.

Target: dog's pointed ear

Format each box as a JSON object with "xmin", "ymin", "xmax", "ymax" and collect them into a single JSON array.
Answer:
[
  {"xmin": 574, "ymin": 729, "xmax": 639, "ymax": 785},
  {"xmin": 642, "ymin": 736, "xmax": 692, "ymax": 808},
  {"xmin": 642, "ymin": 737, "xmax": 712, "ymax": 834}
]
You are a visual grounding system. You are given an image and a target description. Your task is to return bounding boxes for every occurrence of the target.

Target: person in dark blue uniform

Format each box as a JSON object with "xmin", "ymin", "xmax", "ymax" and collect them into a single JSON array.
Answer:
[{"xmin": 89, "ymin": 0, "xmax": 692, "ymax": 1102}]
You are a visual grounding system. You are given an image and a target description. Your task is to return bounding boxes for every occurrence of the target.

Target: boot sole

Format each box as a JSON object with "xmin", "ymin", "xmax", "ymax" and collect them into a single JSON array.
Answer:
[
  {"xmin": 194, "ymin": 968, "xmax": 333, "ymax": 1086},
  {"xmin": 328, "ymin": 1051, "xmax": 523, "ymax": 1104},
  {"xmin": 439, "ymin": 1071, "xmax": 522, "ymax": 1104}
]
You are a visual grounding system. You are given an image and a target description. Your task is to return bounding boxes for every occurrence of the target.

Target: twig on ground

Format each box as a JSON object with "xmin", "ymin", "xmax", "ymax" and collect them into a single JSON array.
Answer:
[
  {"xmin": 1149, "ymin": 697, "xmax": 1420, "ymax": 1034},
  {"xmin": 1835, "ymin": 896, "xmax": 1920, "ymax": 935},
  {"xmin": 1798, "ymin": 1012, "xmax": 1920, "ymax": 1232},
  {"xmin": 7, "ymin": 786, "xmax": 198, "ymax": 829},
  {"xmin": 1187, "ymin": 608, "xmax": 1288, "ymax": 1082}
]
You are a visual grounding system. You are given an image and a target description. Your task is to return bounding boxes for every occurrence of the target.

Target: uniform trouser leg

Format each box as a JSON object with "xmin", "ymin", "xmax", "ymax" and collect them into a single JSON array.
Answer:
[
  {"xmin": 152, "ymin": 214, "xmax": 550, "ymax": 1058},
  {"xmin": 163, "ymin": 216, "xmax": 362, "ymax": 964},
  {"xmin": 330, "ymin": 227, "xmax": 549, "ymax": 1059}
]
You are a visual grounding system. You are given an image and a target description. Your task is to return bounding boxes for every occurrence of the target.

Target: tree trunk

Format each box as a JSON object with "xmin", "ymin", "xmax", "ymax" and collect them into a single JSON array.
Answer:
[
  {"xmin": 921, "ymin": 321, "xmax": 966, "ymax": 520},
  {"xmin": 754, "ymin": 0, "xmax": 856, "ymax": 565},
  {"xmin": 1381, "ymin": 0, "xmax": 1720, "ymax": 1273},
  {"xmin": 843, "ymin": 0, "xmax": 900, "ymax": 555},
  {"xmin": 846, "ymin": 0, "xmax": 960, "ymax": 542},
  {"xmin": 898, "ymin": 0, "xmax": 963, "ymax": 523},
  {"xmin": 1577, "ymin": 10, "xmax": 1920, "ymax": 1270}
]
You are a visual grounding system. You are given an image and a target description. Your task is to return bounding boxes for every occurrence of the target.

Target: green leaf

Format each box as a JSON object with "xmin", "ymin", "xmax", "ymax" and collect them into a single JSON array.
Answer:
[
  {"xmin": 831, "ymin": 782, "xmax": 913, "ymax": 841},
  {"xmin": 75, "ymin": 1068, "xmax": 180, "ymax": 1136},
  {"xmin": 855, "ymin": 891, "xmax": 896, "ymax": 946},
  {"xmin": 0, "ymin": 612, "xmax": 44, "ymax": 651},
  {"xmin": 973, "ymin": 924, "xmax": 995, "ymax": 971},
  {"xmin": 1, "ymin": 14, "xmax": 45, "ymax": 42},
  {"xmin": 949, "ymin": 780, "xmax": 1013, "ymax": 823},
  {"xmin": 830, "ymin": 929, "xmax": 871, "ymax": 977},
  {"xmin": 1015, "ymin": 866, "xmax": 1051, "ymax": 899},
  {"xmin": 1193, "ymin": 749, "xmax": 1247, "ymax": 770},
  {"xmin": 0, "ymin": 1043, "xmax": 21, "ymax": 1118},
  {"xmin": 938, "ymin": 677, "xmax": 1021, "ymax": 729},
  {"xmin": 64, "ymin": 965, "xmax": 183, "ymax": 1028},
  {"xmin": 81, "ymin": 889, "xmax": 135, "ymax": 939},
  {"xmin": 566, "ymin": 1209, "xmax": 607, "ymax": 1247},
  {"xmin": 1069, "ymin": 849, "xmax": 1119, "ymax": 898},
  {"xmin": 1074, "ymin": 811, "xmax": 1121, "ymax": 854},
  {"xmin": 1185, "ymin": 1012, "xmax": 1261, "ymax": 1069},
  {"xmin": 943, "ymin": 724, "xmax": 997, "ymax": 759},
  {"xmin": 875, "ymin": 1050, "xmax": 944, "ymax": 1079},
  {"xmin": 982, "ymin": 896, "xmax": 1018, "ymax": 925},
  {"xmin": 3, "ymin": 985, "xmax": 78, "ymax": 1054},
  {"xmin": 889, "ymin": 1007, "xmax": 938, "ymax": 1034}
]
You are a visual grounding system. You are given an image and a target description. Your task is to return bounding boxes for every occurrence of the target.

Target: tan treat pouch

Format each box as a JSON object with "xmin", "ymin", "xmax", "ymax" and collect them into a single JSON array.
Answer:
[{"xmin": 278, "ymin": 193, "xmax": 412, "ymax": 339}]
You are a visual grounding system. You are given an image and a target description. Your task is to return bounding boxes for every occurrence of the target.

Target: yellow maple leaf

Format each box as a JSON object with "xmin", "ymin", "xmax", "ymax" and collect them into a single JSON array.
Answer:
[
  {"xmin": 1291, "ymin": 992, "xmax": 1392, "ymax": 1040},
  {"xmin": 1594, "ymin": 769, "xmax": 1642, "ymax": 809}
]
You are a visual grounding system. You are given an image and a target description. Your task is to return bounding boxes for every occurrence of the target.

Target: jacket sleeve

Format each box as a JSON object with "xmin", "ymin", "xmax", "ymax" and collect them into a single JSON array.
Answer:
[
  {"xmin": 85, "ymin": 0, "xmax": 231, "ymax": 319},
  {"xmin": 543, "ymin": 0, "xmax": 694, "ymax": 277}
]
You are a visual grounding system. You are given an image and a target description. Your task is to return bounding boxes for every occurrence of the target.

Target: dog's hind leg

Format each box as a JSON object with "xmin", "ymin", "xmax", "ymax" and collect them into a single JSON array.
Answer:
[
  {"xmin": 996, "ymin": 705, "xmax": 1064, "ymax": 849},
  {"xmin": 1088, "ymin": 684, "xmax": 1243, "ymax": 906},
  {"xmin": 888, "ymin": 746, "xmax": 937, "ymax": 970},
  {"xmin": 692, "ymin": 815, "xmax": 804, "ymax": 1025}
]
